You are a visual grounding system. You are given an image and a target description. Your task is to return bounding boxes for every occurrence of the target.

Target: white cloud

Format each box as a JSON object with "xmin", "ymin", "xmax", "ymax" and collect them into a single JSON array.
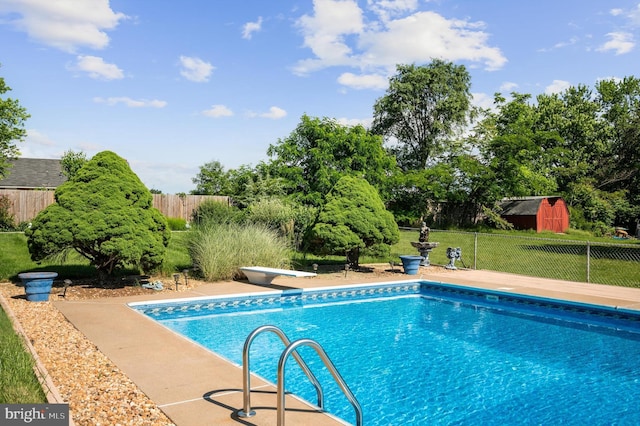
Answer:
[
  {"xmin": 499, "ymin": 81, "xmax": 518, "ymax": 92},
  {"xmin": 74, "ymin": 55, "xmax": 124, "ymax": 80},
  {"xmin": 0, "ymin": 0, "xmax": 127, "ymax": 52},
  {"xmin": 548, "ymin": 36, "xmax": 579, "ymax": 50},
  {"xmin": 631, "ymin": 4, "xmax": 640, "ymax": 25},
  {"xmin": 368, "ymin": 0, "xmax": 419, "ymax": 22},
  {"xmin": 259, "ymin": 106, "xmax": 287, "ymax": 119},
  {"xmin": 25, "ymin": 129, "xmax": 55, "ymax": 147},
  {"xmin": 545, "ymin": 79, "xmax": 571, "ymax": 94},
  {"xmin": 242, "ymin": 16, "xmax": 263, "ymax": 39},
  {"xmin": 471, "ymin": 92, "xmax": 495, "ymax": 110},
  {"xmin": 336, "ymin": 117, "xmax": 373, "ymax": 128},
  {"xmin": 360, "ymin": 12, "xmax": 507, "ymax": 71},
  {"xmin": 337, "ymin": 72, "xmax": 388, "ymax": 89},
  {"xmin": 618, "ymin": 4, "xmax": 640, "ymax": 25},
  {"xmin": 294, "ymin": 3, "xmax": 506, "ymax": 76},
  {"xmin": 179, "ymin": 56, "xmax": 214, "ymax": 82},
  {"xmin": 93, "ymin": 97, "xmax": 167, "ymax": 108},
  {"xmin": 597, "ymin": 32, "xmax": 634, "ymax": 55},
  {"xmin": 294, "ymin": 0, "xmax": 364, "ymax": 74},
  {"xmin": 202, "ymin": 105, "xmax": 234, "ymax": 118}
]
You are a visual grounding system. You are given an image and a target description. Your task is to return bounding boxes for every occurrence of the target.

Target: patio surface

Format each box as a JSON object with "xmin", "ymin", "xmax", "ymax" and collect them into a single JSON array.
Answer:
[{"xmin": 53, "ymin": 267, "xmax": 640, "ymax": 425}]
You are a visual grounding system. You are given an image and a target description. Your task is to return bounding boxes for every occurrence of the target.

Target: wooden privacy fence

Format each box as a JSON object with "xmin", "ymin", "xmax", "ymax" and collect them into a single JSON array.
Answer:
[
  {"xmin": 0, "ymin": 190, "xmax": 229, "ymax": 224},
  {"xmin": 151, "ymin": 194, "xmax": 230, "ymax": 221}
]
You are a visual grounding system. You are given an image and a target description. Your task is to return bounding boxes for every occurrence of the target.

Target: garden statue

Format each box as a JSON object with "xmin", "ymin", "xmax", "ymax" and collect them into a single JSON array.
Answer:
[
  {"xmin": 419, "ymin": 222, "xmax": 430, "ymax": 242},
  {"xmin": 445, "ymin": 247, "xmax": 462, "ymax": 270},
  {"xmin": 410, "ymin": 222, "xmax": 439, "ymax": 266}
]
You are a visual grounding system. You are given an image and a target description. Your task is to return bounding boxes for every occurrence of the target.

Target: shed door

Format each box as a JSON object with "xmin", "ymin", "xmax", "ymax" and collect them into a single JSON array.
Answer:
[
  {"xmin": 541, "ymin": 198, "xmax": 565, "ymax": 233},
  {"xmin": 540, "ymin": 199, "xmax": 552, "ymax": 232}
]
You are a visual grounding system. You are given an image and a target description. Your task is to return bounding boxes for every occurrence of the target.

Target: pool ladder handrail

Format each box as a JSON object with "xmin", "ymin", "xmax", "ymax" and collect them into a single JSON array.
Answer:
[
  {"xmin": 238, "ymin": 325, "xmax": 324, "ymax": 417},
  {"xmin": 238, "ymin": 325, "xmax": 363, "ymax": 426},
  {"xmin": 277, "ymin": 337, "xmax": 363, "ymax": 426}
]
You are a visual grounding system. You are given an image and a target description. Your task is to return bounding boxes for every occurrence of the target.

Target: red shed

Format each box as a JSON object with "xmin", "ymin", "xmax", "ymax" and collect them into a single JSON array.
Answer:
[{"xmin": 499, "ymin": 196, "xmax": 570, "ymax": 233}]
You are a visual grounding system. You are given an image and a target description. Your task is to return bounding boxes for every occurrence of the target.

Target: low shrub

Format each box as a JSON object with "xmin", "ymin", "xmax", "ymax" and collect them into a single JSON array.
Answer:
[
  {"xmin": 0, "ymin": 195, "xmax": 16, "ymax": 231},
  {"xmin": 188, "ymin": 222, "xmax": 291, "ymax": 281},
  {"xmin": 191, "ymin": 200, "xmax": 243, "ymax": 226},
  {"xmin": 166, "ymin": 217, "xmax": 187, "ymax": 231}
]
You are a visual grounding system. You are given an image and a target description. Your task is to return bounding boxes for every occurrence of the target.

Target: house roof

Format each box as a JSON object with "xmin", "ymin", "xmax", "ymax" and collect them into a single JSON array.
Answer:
[
  {"xmin": 499, "ymin": 196, "xmax": 562, "ymax": 216},
  {"xmin": 0, "ymin": 158, "xmax": 67, "ymax": 189}
]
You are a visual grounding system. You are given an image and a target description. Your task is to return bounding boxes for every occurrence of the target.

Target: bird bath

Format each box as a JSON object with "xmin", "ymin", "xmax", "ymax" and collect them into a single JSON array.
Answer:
[
  {"xmin": 410, "ymin": 241, "xmax": 439, "ymax": 266},
  {"xmin": 410, "ymin": 222, "xmax": 439, "ymax": 266}
]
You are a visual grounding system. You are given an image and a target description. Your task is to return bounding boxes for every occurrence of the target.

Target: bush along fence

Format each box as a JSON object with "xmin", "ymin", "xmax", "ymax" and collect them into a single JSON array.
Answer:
[
  {"xmin": 418, "ymin": 230, "xmax": 640, "ymax": 288},
  {"xmin": 0, "ymin": 190, "xmax": 229, "ymax": 225}
]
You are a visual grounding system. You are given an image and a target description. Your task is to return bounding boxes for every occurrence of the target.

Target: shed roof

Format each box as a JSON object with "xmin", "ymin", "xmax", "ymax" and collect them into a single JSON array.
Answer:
[
  {"xmin": 499, "ymin": 196, "xmax": 561, "ymax": 216},
  {"xmin": 0, "ymin": 158, "xmax": 67, "ymax": 189}
]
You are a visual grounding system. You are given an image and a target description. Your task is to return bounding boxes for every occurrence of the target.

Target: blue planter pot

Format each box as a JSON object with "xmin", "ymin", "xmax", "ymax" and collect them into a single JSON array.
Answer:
[
  {"xmin": 18, "ymin": 272, "xmax": 58, "ymax": 302},
  {"xmin": 399, "ymin": 255, "xmax": 423, "ymax": 275}
]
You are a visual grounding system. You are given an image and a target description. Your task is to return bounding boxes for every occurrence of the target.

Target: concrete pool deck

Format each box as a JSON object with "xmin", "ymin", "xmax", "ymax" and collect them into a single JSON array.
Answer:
[{"xmin": 53, "ymin": 268, "xmax": 640, "ymax": 425}]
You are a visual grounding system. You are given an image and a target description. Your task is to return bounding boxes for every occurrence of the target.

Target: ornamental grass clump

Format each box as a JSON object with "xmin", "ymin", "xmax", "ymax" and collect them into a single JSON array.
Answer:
[{"xmin": 188, "ymin": 222, "xmax": 291, "ymax": 282}]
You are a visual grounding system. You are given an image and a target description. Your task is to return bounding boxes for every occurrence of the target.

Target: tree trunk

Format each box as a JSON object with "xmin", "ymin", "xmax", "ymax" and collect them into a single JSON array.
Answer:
[{"xmin": 346, "ymin": 247, "xmax": 360, "ymax": 269}]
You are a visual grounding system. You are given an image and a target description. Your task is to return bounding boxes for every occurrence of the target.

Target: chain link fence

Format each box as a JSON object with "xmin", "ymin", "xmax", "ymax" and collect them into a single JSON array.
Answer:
[{"xmin": 420, "ymin": 230, "xmax": 640, "ymax": 288}]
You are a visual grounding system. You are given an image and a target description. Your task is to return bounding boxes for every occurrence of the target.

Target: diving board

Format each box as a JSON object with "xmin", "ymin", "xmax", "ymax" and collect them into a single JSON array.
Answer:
[{"xmin": 239, "ymin": 266, "xmax": 317, "ymax": 285}]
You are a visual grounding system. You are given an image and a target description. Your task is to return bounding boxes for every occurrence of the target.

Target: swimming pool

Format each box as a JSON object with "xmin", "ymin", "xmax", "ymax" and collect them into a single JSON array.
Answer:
[{"xmin": 131, "ymin": 281, "xmax": 640, "ymax": 425}]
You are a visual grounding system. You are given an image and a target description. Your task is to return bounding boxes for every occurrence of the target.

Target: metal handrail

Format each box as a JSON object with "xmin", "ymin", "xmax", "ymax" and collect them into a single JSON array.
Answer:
[
  {"xmin": 238, "ymin": 325, "xmax": 324, "ymax": 418},
  {"xmin": 277, "ymin": 338, "xmax": 363, "ymax": 426}
]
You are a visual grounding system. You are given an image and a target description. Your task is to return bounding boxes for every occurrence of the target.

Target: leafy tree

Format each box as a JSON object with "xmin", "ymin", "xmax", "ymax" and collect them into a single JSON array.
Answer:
[
  {"xmin": 225, "ymin": 163, "xmax": 286, "ymax": 208},
  {"xmin": 191, "ymin": 160, "xmax": 231, "ymax": 195},
  {"xmin": 534, "ymin": 86, "xmax": 606, "ymax": 193},
  {"xmin": 596, "ymin": 77, "xmax": 640, "ymax": 193},
  {"xmin": 25, "ymin": 151, "xmax": 171, "ymax": 280},
  {"xmin": 0, "ymin": 71, "xmax": 30, "ymax": 179},
  {"xmin": 191, "ymin": 159, "xmax": 287, "ymax": 207},
  {"xmin": 306, "ymin": 176, "xmax": 399, "ymax": 267},
  {"xmin": 267, "ymin": 115, "xmax": 396, "ymax": 205},
  {"xmin": 372, "ymin": 60, "xmax": 474, "ymax": 170},
  {"xmin": 60, "ymin": 149, "xmax": 88, "ymax": 179}
]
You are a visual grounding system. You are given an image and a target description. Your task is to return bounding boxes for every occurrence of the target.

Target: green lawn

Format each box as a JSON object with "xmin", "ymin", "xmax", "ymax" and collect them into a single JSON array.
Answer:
[{"xmin": 0, "ymin": 306, "xmax": 47, "ymax": 403}]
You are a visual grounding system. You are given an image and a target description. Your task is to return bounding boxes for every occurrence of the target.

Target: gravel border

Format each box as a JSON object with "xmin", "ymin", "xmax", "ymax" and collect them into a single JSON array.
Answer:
[{"xmin": 0, "ymin": 282, "xmax": 175, "ymax": 426}]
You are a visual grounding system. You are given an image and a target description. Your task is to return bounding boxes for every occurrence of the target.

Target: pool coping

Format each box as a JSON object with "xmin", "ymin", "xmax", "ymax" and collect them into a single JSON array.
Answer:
[{"xmin": 53, "ymin": 268, "xmax": 640, "ymax": 425}]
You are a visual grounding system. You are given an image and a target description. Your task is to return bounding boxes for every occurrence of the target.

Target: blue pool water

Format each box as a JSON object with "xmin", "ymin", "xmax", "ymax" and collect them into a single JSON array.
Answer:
[{"xmin": 132, "ymin": 282, "xmax": 640, "ymax": 425}]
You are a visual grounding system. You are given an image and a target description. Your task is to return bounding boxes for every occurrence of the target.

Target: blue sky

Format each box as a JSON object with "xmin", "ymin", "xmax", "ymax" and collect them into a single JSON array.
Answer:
[{"xmin": 1, "ymin": 0, "xmax": 639, "ymax": 194}]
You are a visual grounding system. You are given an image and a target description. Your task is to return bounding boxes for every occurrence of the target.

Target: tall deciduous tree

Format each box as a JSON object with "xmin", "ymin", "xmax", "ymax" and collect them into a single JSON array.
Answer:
[
  {"xmin": 0, "ymin": 71, "xmax": 30, "ymax": 178},
  {"xmin": 191, "ymin": 160, "xmax": 231, "ymax": 195},
  {"xmin": 191, "ymin": 161, "xmax": 286, "ymax": 207},
  {"xmin": 267, "ymin": 115, "xmax": 396, "ymax": 205},
  {"xmin": 372, "ymin": 60, "xmax": 474, "ymax": 170},
  {"xmin": 26, "ymin": 151, "xmax": 171, "ymax": 280},
  {"xmin": 596, "ymin": 77, "xmax": 640, "ymax": 191},
  {"xmin": 535, "ymin": 85, "xmax": 606, "ymax": 193},
  {"xmin": 306, "ymin": 176, "xmax": 399, "ymax": 267},
  {"xmin": 481, "ymin": 93, "xmax": 559, "ymax": 197},
  {"xmin": 60, "ymin": 149, "xmax": 88, "ymax": 179}
]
